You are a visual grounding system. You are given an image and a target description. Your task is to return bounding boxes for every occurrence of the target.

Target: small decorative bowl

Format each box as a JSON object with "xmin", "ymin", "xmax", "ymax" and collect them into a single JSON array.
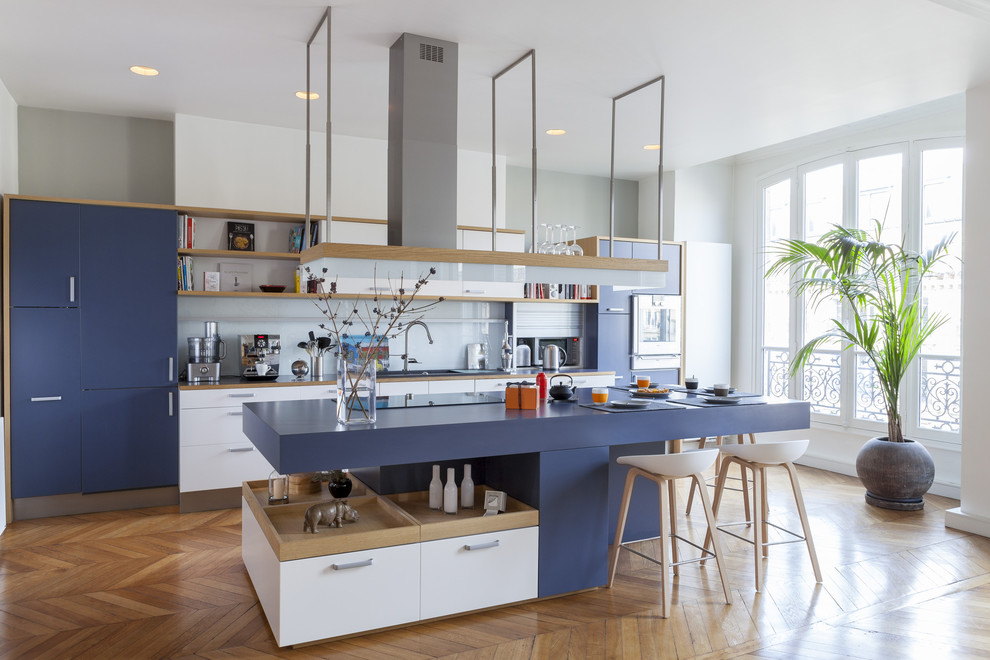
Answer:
[{"xmin": 259, "ymin": 284, "xmax": 286, "ymax": 293}]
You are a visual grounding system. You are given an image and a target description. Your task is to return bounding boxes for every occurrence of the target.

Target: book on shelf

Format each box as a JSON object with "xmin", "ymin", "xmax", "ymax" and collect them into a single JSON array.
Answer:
[
  {"xmin": 203, "ymin": 271, "xmax": 220, "ymax": 292},
  {"xmin": 219, "ymin": 262, "xmax": 254, "ymax": 292},
  {"xmin": 177, "ymin": 255, "xmax": 195, "ymax": 291},
  {"xmin": 288, "ymin": 221, "xmax": 319, "ymax": 252},
  {"xmin": 227, "ymin": 221, "xmax": 255, "ymax": 251}
]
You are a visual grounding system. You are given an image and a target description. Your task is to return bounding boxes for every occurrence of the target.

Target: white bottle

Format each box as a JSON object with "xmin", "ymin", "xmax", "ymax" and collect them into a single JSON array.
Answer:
[
  {"xmin": 461, "ymin": 464, "xmax": 475, "ymax": 509},
  {"xmin": 444, "ymin": 467, "xmax": 458, "ymax": 514},
  {"xmin": 429, "ymin": 465, "xmax": 442, "ymax": 510}
]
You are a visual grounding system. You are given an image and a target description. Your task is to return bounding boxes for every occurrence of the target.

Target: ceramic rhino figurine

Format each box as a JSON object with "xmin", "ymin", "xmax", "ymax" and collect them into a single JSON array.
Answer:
[{"xmin": 303, "ymin": 500, "xmax": 360, "ymax": 533}]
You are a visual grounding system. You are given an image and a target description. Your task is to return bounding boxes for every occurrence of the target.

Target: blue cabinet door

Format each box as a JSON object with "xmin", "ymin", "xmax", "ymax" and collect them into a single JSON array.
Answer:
[
  {"xmin": 597, "ymin": 285, "xmax": 632, "ymax": 312},
  {"xmin": 597, "ymin": 239, "xmax": 633, "ymax": 259},
  {"xmin": 9, "ymin": 308, "xmax": 82, "ymax": 498},
  {"xmin": 9, "ymin": 199, "xmax": 80, "ymax": 308},
  {"xmin": 79, "ymin": 205, "xmax": 177, "ymax": 389},
  {"xmin": 80, "ymin": 387, "xmax": 178, "ymax": 493},
  {"xmin": 595, "ymin": 312, "xmax": 632, "ymax": 384}
]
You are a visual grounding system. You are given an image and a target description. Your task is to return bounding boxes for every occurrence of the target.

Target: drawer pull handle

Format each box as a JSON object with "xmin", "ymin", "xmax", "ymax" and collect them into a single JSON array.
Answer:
[
  {"xmin": 605, "ymin": 307, "xmax": 625, "ymax": 312},
  {"xmin": 331, "ymin": 558, "xmax": 373, "ymax": 570},
  {"xmin": 69, "ymin": 276, "xmax": 76, "ymax": 303},
  {"xmin": 228, "ymin": 411, "xmax": 243, "ymax": 416},
  {"xmin": 228, "ymin": 447, "xmax": 254, "ymax": 453},
  {"xmin": 30, "ymin": 396, "xmax": 62, "ymax": 402},
  {"xmin": 464, "ymin": 540, "xmax": 500, "ymax": 551},
  {"xmin": 229, "ymin": 393, "xmax": 255, "ymax": 398},
  {"xmin": 464, "ymin": 289, "xmax": 486, "ymax": 294}
]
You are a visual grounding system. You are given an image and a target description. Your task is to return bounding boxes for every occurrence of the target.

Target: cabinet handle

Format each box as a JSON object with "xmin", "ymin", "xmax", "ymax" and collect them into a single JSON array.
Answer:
[
  {"xmin": 168, "ymin": 357, "xmax": 174, "ymax": 381},
  {"xmin": 464, "ymin": 540, "xmax": 500, "ymax": 551},
  {"xmin": 30, "ymin": 396, "xmax": 62, "ymax": 402},
  {"xmin": 69, "ymin": 276, "xmax": 76, "ymax": 303},
  {"xmin": 168, "ymin": 392, "xmax": 174, "ymax": 417},
  {"xmin": 464, "ymin": 289, "xmax": 487, "ymax": 294},
  {"xmin": 331, "ymin": 558, "xmax": 373, "ymax": 571},
  {"xmin": 605, "ymin": 307, "xmax": 625, "ymax": 312},
  {"xmin": 228, "ymin": 446, "xmax": 254, "ymax": 453},
  {"xmin": 229, "ymin": 393, "xmax": 255, "ymax": 398},
  {"xmin": 228, "ymin": 411, "xmax": 243, "ymax": 416}
]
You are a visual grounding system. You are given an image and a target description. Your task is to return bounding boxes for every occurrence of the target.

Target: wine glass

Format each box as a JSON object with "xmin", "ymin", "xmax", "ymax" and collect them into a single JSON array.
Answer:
[
  {"xmin": 566, "ymin": 225, "xmax": 584, "ymax": 256},
  {"xmin": 536, "ymin": 224, "xmax": 554, "ymax": 254},
  {"xmin": 552, "ymin": 224, "xmax": 569, "ymax": 254}
]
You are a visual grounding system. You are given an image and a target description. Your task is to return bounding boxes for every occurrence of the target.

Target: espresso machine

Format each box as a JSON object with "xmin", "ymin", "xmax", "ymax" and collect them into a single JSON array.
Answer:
[
  {"xmin": 187, "ymin": 321, "xmax": 226, "ymax": 382},
  {"xmin": 240, "ymin": 334, "xmax": 281, "ymax": 377}
]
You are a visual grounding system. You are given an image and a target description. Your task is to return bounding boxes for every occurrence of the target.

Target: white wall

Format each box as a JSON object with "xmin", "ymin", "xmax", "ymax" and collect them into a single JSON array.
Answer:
[
  {"xmin": 672, "ymin": 161, "xmax": 734, "ymax": 243},
  {"xmin": 729, "ymin": 95, "xmax": 965, "ymax": 497},
  {"xmin": 946, "ymin": 84, "xmax": 990, "ymax": 535},
  {"xmin": 174, "ymin": 114, "xmax": 503, "ymax": 229},
  {"xmin": 0, "ymin": 76, "xmax": 17, "ymax": 195}
]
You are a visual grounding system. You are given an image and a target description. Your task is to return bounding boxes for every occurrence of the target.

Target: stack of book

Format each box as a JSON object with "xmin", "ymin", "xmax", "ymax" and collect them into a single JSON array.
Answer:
[
  {"xmin": 177, "ymin": 256, "xmax": 194, "ymax": 291},
  {"xmin": 523, "ymin": 283, "xmax": 591, "ymax": 300},
  {"xmin": 177, "ymin": 214, "xmax": 195, "ymax": 248}
]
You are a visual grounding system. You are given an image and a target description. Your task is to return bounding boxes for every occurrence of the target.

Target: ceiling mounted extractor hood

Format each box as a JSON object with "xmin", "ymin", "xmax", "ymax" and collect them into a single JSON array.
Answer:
[{"xmin": 388, "ymin": 33, "xmax": 458, "ymax": 249}]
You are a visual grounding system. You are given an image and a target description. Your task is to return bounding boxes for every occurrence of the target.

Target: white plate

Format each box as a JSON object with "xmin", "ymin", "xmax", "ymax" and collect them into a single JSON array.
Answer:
[
  {"xmin": 609, "ymin": 399, "xmax": 651, "ymax": 408},
  {"xmin": 702, "ymin": 396, "xmax": 740, "ymax": 404}
]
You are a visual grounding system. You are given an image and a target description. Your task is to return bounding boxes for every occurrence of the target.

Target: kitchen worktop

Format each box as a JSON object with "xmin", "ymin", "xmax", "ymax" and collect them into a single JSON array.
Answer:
[{"xmin": 177, "ymin": 367, "xmax": 614, "ymax": 389}]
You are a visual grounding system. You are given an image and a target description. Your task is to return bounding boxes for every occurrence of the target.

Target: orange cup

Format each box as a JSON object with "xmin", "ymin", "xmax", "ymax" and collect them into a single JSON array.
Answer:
[
  {"xmin": 636, "ymin": 375, "xmax": 650, "ymax": 388},
  {"xmin": 592, "ymin": 387, "xmax": 609, "ymax": 403}
]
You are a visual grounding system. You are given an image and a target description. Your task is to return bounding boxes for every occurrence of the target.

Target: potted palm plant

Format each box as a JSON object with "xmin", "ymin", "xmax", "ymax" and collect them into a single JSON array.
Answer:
[{"xmin": 766, "ymin": 221, "xmax": 956, "ymax": 510}]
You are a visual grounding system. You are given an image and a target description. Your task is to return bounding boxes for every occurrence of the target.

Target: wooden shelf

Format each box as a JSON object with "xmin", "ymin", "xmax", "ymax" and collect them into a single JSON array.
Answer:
[
  {"xmin": 177, "ymin": 290, "xmax": 598, "ymax": 303},
  {"xmin": 178, "ymin": 248, "xmax": 301, "ymax": 262},
  {"xmin": 385, "ymin": 487, "xmax": 538, "ymax": 542}
]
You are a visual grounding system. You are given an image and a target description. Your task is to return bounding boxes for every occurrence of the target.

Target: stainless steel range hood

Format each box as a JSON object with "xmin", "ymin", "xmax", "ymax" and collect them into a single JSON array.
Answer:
[{"xmin": 388, "ymin": 33, "xmax": 458, "ymax": 249}]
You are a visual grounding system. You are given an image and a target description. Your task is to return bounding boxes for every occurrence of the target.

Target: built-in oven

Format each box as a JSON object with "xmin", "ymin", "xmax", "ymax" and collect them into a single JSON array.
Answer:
[
  {"xmin": 516, "ymin": 337, "xmax": 582, "ymax": 368},
  {"xmin": 630, "ymin": 294, "xmax": 681, "ymax": 370}
]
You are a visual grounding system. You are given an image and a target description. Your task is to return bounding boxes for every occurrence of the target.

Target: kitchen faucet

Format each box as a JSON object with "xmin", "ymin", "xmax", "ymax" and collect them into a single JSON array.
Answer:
[{"xmin": 402, "ymin": 320, "xmax": 434, "ymax": 372}]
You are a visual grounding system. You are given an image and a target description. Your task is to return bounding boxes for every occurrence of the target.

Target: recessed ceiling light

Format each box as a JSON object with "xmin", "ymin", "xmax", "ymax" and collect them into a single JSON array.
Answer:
[
  {"xmin": 546, "ymin": 129, "xmax": 566, "ymax": 136},
  {"xmin": 296, "ymin": 91, "xmax": 320, "ymax": 100},
  {"xmin": 129, "ymin": 65, "xmax": 159, "ymax": 77},
  {"xmin": 643, "ymin": 144, "xmax": 661, "ymax": 151}
]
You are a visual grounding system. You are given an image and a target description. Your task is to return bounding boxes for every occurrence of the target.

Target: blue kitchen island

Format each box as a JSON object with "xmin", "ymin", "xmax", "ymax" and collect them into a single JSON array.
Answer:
[{"xmin": 243, "ymin": 390, "xmax": 810, "ymax": 599}]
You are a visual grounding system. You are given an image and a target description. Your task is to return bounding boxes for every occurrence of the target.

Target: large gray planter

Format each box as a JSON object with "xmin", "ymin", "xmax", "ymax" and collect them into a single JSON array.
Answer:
[{"xmin": 855, "ymin": 436, "xmax": 935, "ymax": 511}]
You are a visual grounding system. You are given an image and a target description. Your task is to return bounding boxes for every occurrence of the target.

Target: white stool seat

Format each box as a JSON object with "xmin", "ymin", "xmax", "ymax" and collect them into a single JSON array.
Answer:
[
  {"xmin": 617, "ymin": 449, "xmax": 718, "ymax": 478},
  {"xmin": 719, "ymin": 439, "xmax": 809, "ymax": 465}
]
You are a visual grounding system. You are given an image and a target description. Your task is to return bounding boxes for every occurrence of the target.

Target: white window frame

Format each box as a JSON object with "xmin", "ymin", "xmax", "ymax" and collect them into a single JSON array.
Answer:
[{"xmin": 756, "ymin": 137, "xmax": 963, "ymax": 446}]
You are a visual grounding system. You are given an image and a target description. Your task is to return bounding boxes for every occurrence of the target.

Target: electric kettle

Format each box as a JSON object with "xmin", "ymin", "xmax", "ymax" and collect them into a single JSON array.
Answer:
[{"xmin": 542, "ymin": 344, "xmax": 567, "ymax": 371}]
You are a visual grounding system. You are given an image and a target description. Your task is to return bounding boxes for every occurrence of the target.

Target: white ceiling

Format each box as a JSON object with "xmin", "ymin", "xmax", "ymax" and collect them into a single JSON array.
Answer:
[{"xmin": 1, "ymin": 0, "xmax": 989, "ymax": 178}]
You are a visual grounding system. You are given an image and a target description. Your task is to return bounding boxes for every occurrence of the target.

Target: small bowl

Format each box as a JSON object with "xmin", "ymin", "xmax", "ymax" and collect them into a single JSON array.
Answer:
[{"xmin": 259, "ymin": 284, "xmax": 286, "ymax": 293}]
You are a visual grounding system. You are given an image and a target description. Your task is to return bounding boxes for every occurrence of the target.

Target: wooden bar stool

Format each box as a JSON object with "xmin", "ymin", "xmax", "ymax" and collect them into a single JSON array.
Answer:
[
  {"xmin": 686, "ymin": 433, "xmax": 757, "ymax": 517},
  {"xmin": 608, "ymin": 448, "xmax": 732, "ymax": 617},
  {"xmin": 704, "ymin": 439, "xmax": 822, "ymax": 591}
]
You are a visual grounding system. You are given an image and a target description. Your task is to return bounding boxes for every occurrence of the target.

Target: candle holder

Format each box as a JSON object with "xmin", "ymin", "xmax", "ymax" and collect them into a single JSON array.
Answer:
[{"xmin": 268, "ymin": 470, "xmax": 289, "ymax": 504}]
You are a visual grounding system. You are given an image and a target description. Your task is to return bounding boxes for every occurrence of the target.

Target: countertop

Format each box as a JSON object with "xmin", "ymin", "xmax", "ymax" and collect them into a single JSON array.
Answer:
[
  {"xmin": 242, "ymin": 389, "xmax": 811, "ymax": 475},
  {"xmin": 178, "ymin": 366, "xmax": 614, "ymax": 390}
]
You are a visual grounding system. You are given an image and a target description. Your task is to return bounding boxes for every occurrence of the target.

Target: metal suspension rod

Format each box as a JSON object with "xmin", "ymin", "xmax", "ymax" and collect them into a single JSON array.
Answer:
[
  {"xmin": 304, "ymin": 7, "xmax": 331, "ymax": 251},
  {"xmin": 493, "ymin": 49, "xmax": 537, "ymax": 253}
]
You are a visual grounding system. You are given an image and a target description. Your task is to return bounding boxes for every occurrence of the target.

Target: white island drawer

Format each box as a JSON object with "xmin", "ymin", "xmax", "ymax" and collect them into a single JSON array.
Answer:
[
  {"xmin": 420, "ymin": 526, "xmax": 538, "ymax": 619},
  {"xmin": 242, "ymin": 498, "xmax": 421, "ymax": 647},
  {"xmin": 181, "ymin": 442, "xmax": 274, "ymax": 491}
]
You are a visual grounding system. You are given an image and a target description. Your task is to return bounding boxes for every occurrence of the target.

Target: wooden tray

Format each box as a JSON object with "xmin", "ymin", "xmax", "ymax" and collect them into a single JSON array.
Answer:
[
  {"xmin": 386, "ymin": 486, "xmax": 539, "ymax": 542},
  {"xmin": 242, "ymin": 483, "xmax": 417, "ymax": 561}
]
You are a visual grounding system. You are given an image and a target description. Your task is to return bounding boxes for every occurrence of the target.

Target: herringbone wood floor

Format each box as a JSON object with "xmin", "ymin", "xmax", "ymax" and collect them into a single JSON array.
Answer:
[{"xmin": 1, "ymin": 466, "xmax": 987, "ymax": 659}]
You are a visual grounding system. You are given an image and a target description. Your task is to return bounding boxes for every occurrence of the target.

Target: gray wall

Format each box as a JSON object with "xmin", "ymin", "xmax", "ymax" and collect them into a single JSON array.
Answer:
[
  {"xmin": 18, "ymin": 107, "xmax": 174, "ymax": 204},
  {"xmin": 506, "ymin": 166, "xmax": 639, "ymax": 239}
]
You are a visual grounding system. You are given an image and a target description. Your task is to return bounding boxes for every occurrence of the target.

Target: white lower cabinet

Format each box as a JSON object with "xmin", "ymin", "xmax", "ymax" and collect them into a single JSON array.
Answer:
[{"xmin": 420, "ymin": 527, "xmax": 538, "ymax": 619}]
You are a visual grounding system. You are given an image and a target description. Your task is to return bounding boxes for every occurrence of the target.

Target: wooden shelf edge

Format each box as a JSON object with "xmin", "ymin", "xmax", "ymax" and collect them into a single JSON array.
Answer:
[
  {"xmin": 176, "ymin": 290, "xmax": 597, "ymax": 303},
  {"xmin": 178, "ymin": 248, "xmax": 302, "ymax": 261}
]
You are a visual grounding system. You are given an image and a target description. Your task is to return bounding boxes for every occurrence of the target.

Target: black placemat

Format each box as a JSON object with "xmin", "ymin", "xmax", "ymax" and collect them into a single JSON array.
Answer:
[
  {"xmin": 668, "ymin": 387, "xmax": 762, "ymax": 398},
  {"xmin": 580, "ymin": 401, "xmax": 683, "ymax": 413},
  {"xmin": 674, "ymin": 396, "xmax": 768, "ymax": 408}
]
